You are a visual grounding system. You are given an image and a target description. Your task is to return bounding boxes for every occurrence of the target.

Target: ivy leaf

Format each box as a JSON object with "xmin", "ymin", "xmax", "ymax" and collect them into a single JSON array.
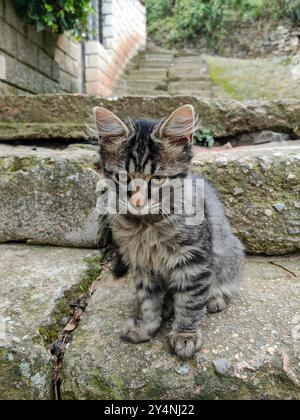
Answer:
[{"xmin": 13, "ymin": 0, "xmax": 92, "ymax": 39}]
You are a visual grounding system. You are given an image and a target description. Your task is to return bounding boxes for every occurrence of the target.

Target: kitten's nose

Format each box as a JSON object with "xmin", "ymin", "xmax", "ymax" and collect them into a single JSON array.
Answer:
[
  {"xmin": 131, "ymin": 193, "xmax": 146, "ymax": 208},
  {"xmin": 129, "ymin": 179, "xmax": 148, "ymax": 210}
]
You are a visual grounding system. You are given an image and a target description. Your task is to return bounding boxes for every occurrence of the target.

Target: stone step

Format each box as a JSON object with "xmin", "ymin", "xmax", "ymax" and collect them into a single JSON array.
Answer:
[
  {"xmin": 0, "ymin": 144, "xmax": 101, "ymax": 248},
  {"xmin": 124, "ymin": 76, "xmax": 167, "ymax": 85},
  {"xmin": 172, "ymin": 90, "xmax": 213, "ymax": 98},
  {"xmin": 0, "ymin": 138, "xmax": 299, "ymax": 255},
  {"xmin": 143, "ymin": 54, "xmax": 174, "ymax": 61},
  {"xmin": 127, "ymin": 69, "xmax": 168, "ymax": 80},
  {"xmin": 174, "ymin": 56, "xmax": 205, "ymax": 64},
  {"xmin": 123, "ymin": 80, "xmax": 168, "ymax": 91},
  {"xmin": 0, "ymin": 244, "xmax": 102, "ymax": 400},
  {"xmin": 138, "ymin": 59, "xmax": 171, "ymax": 68},
  {"xmin": 168, "ymin": 80, "xmax": 212, "ymax": 94},
  {"xmin": 118, "ymin": 89, "xmax": 169, "ymax": 97},
  {"xmin": 61, "ymin": 256, "xmax": 300, "ymax": 400},
  {"xmin": 169, "ymin": 67, "xmax": 210, "ymax": 79}
]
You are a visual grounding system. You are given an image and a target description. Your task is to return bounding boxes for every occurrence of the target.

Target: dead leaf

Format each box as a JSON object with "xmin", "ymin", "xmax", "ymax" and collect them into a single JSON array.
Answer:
[{"xmin": 63, "ymin": 320, "xmax": 78, "ymax": 333}]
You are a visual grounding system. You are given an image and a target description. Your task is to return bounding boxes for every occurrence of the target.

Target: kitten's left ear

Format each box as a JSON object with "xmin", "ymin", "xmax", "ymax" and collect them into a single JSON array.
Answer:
[
  {"xmin": 94, "ymin": 107, "xmax": 129, "ymax": 140},
  {"xmin": 158, "ymin": 104, "xmax": 195, "ymax": 143}
]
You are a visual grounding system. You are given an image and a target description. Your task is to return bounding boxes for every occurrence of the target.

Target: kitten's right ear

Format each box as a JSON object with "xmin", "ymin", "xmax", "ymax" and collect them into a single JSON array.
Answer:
[{"xmin": 94, "ymin": 107, "xmax": 129, "ymax": 140}]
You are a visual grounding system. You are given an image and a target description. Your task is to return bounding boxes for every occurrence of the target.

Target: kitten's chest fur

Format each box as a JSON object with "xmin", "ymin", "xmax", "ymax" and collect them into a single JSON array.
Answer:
[{"xmin": 112, "ymin": 217, "xmax": 180, "ymax": 273}]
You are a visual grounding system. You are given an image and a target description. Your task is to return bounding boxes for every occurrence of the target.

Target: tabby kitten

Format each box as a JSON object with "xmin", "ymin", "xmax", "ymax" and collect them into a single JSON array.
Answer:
[{"xmin": 94, "ymin": 105, "xmax": 244, "ymax": 358}]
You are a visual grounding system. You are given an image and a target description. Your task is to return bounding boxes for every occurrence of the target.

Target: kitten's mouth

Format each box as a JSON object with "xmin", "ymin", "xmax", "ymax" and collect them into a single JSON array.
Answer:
[
  {"xmin": 127, "ymin": 201, "xmax": 152, "ymax": 216},
  {"xmin": 123, "ymin": 203, "xmax": 163, "ymax": 223}
]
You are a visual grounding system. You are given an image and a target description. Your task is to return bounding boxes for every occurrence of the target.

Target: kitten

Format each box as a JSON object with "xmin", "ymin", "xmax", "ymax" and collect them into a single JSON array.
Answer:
[{"xmin": 94, "ymin": 105, "xmax": 244, "ymax": 358}]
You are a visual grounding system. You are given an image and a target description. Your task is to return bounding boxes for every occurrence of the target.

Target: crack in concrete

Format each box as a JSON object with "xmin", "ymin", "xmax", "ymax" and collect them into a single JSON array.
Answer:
[{"xmin": 49, "ymin": 249, "xmax": 110, "ymax": 400}]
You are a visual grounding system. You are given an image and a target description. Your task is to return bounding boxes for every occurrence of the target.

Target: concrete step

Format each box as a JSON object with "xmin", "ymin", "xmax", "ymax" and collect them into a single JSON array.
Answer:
[
  {"xmin": 125, "ymin": 76, "xmax": 167, "ymax": 85},
  {"xmin": 0, "ymin": 143, "xmax": 100, "ymax": 248},
  {"xmin": 61, "ymin": 256, "xmax": 300, "ymax": 400},
  {"xmin": 121, "ymin": 89, "xmax": 168, "ymax": 96},
  {"xmin": 168, "ymin": 80, "xmax": 212, "ymax": 94},
  {"xmin": 174, "ymin": 56, "xmax": 205, "ymax": 64},
  {"xmin": 123, "ymin": 80, "xmax": 168, "ymax": 91},
  {"xmin": 0, "ymin": 136, "xmax": 299, "ymax": 255},
  {"xmin": 128, "ymin": 69, "xmax": 168, "ymax": 80},
  {"xmin": 169, "ymin": 66, "xmax": 210, "ymax": 79},
  {"xmin": 138, "ymin": 59, "xmax": 171, "ymax": 68},
  {"xmin": 171, "ymin": 90, "xmax": 213, "ymax": 98},
  {"xmin": 0, "ymin": 244, "xmax": 102, "ymax": 399},
  {"xmin": 143, "ymin": 53, "xmax": 174, "ymax": 61}
]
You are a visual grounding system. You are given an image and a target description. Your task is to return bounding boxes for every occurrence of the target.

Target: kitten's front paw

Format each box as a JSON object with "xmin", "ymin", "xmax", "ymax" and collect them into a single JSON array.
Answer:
[
  {"xmin": 207, "ymin": 295, "xmax": 227, "ymax": 314},
  {"xmin": 169, "ymin": 330, "xmax": 202, "ymax": 358},
  {"xmin": 120, "ymin": 319, "xmax": 154, "ymax": 344}
]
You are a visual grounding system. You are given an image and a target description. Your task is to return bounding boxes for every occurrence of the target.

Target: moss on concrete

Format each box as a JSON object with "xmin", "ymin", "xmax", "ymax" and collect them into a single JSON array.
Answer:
[
  {"xmin": 0, "ymin": 349, "xmax": 52, "ymax": 400},
  {"xmin": 208, "ymin": 65, "xmax": 241, "ymax": 98},
  {"xmin": 0, "ymin": 144, "xmax": 101, "ymax": 248},
  {"xmin": 0, "ymin": 95, "xmax": 300, "ymax": 141},
  {"xmin": 206, "ymin": 55, "xmax": 300, "ymax": 101},
  {"xmin": 39, "ymin": 253, "xmax": 104, "ymax": 346},
  {"xmin": 193, "ymin": 145, "xmax": 300, "ymax": 255}
]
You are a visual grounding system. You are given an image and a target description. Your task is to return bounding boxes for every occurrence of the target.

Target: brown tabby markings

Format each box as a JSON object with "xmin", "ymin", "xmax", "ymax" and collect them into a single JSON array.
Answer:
[{"xmin": 94, "ymin": 105, "xmax": 244, "ymax": 358}]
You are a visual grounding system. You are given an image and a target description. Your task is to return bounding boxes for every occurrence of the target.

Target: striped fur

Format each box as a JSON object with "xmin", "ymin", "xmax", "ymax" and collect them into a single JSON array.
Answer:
[{"xmin": 95, "ymin": 105, "xmax": 244, "ymax": 358}]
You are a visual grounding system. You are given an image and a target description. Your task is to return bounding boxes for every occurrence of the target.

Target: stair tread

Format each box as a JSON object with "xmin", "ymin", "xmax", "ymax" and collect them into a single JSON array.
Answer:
[{"xmin": 113, "ymin": 50, "xmax": 214, "ymax": 98}]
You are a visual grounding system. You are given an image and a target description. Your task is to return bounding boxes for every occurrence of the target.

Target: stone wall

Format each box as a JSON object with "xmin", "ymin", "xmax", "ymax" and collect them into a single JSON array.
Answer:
[
  {"xmin": 85, "ymin": 0, "xmax": 146, "ymax": 96},
  {"xmin": 197, "ymin": 20, "xmax": 300, "ymax": 59},
  {"xmin": 0, "ymin": 0, "xmax": 82, "ymax": 95},
  {"xmin": 266, "ymin": 24, "xmax": 300, "ymax": 56}
]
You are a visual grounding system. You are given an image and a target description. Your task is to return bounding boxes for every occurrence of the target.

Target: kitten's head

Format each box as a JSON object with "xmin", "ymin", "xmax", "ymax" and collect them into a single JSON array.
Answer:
[{"xmin": 94, "ymin": 105, "xmax": 196, "ymax": 216}]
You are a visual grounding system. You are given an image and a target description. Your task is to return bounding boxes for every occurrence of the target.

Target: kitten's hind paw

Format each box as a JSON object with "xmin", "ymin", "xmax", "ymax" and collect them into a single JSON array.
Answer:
[
  {"xmin": 207, "ymin": 295, "xmax": 227, "ymax": 314},
  {"xmin": 120, "ymin": 319, "xmax": 155, "ymax": 344},
  {"xmin": 169, "ymin": 330, "xmax": 202, "ymax": 358}
]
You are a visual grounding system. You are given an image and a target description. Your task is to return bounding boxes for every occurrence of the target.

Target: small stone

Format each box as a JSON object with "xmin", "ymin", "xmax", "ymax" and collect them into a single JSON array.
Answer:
[
  {"xmin": 233, "ymin": 187, "xmax": 244, "ymax": 196},
  {"xmin": 294, "ymin": 202, "xmax": 300, "ymax": 209},
  {"xmin": 236, "ymin": 361, "xmax": 256, "ymax": 372},
  {"xmin": 259, "ymin": 156, "xmax": 272, "ymax": 171},
  {"xmin": 129, "ymin": 379, "xmax": 146, "ymax": 390},
  {"xmin": 213, "ymin": 359, "xmax": 232, "ymax": 376},
  {"xmin": 272, "ymin": 203, "xmax": 285, "ymax": 213},
  {"xmin": 252, "ymin": 131, "xmax": 289, "ymax": 145},
  {"xmin": 288, "ymin": 228, "xmax": 300, "ymax": 235},
  {"xmin": 175, "ymin": 364, "xmax": 190, "ymax": 376},
  {"xmin": 215, "ymin": 157, "xmax": 228, "ymax": 167},
  {"xmin": 266, "ymin": 347, "xmax": 276, "ymax": 356},
  {"xmin": 264, "ymin": 209, "xmax": 273, "ymax": 217}
]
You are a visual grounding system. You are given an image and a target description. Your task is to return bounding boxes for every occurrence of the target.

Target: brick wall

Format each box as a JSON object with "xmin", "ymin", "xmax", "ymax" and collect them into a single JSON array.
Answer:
[
  {"xmin": 0, "ymin": 0, "xmax": 146, "ymax": 97},
  {"xmin": 0, "ymin": 0, "xmax": 82, "ymax": 95},
  {"xmin": 85, "ymin": 0, "xmax": 146, "ymax": 96}
]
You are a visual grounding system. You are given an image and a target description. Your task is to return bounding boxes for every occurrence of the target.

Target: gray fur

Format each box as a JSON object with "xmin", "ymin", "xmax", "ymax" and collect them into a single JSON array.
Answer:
[{"xmin": 95, "ymin": 105, "xmax": 244, "ymax": 358}]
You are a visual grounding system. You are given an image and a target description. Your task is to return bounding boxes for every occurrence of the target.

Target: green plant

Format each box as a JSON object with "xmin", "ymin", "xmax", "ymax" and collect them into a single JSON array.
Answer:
[
  {"xmin": 290, "ymin": 0, "xmax": 300, "ymax": 22},
  {"xmin": 193, "ymin": 129, "xmax": 215, "ymax": 148},
  {"xmin": 12, "ymin": 0, "xmax": 94, "ymax": 39},
  {"xmin": 145, "ymin": 0, "xmax": 300, "ymax": 47}
]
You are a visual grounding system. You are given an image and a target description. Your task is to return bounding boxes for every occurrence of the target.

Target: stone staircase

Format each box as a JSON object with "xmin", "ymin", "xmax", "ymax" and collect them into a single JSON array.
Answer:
[{"xmin": 114, "ymin": 50, "xmax": 215, "ymax": 97}]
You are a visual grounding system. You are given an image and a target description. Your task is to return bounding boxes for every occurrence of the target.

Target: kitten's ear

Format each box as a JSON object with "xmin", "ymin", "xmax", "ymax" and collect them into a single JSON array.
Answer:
[
  {"xmin": 159, "ymin": 104, "xmax": 195, "ymax": 143},
  {"xmin": 94, "ymin": 107, "xmax": 129, "ymax": 140}
]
